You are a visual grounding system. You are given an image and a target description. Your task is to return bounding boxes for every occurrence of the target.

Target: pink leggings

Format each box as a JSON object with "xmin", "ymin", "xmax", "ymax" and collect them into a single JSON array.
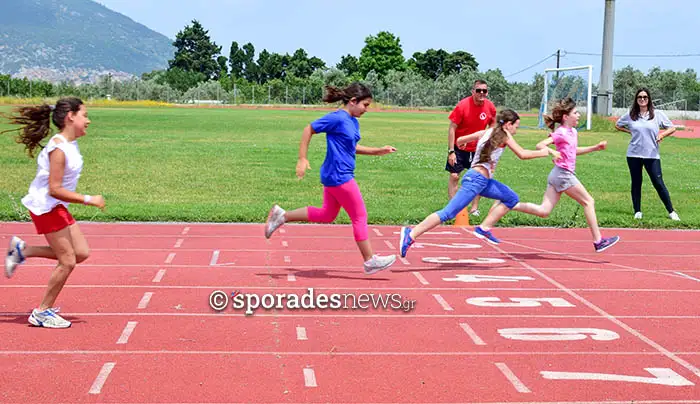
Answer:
[{"xmin": 307, "ymin": 179, "xmax": 368, "ymax": 241}]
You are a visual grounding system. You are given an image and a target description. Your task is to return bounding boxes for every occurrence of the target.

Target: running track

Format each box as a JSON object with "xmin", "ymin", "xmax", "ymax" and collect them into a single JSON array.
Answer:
[{"xmin": 1, "ymin": 222, "xmax": 699, "ymax": 404}]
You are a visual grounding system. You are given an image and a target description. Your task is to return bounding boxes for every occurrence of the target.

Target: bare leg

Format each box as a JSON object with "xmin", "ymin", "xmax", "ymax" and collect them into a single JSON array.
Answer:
[
  {"xmin": 563, "ymin": 183, "xmax": 601, "ymax": 243},
  {"xmin": 469, "ymin": 195, "xmax": 481, "ymax": 214},
  {"xmin": 284, "ymin": 208, "xmax": 310, "ymax": 222},
  {"xmin": 478, "ymin": 202, "xmax": 513, "ymax": 231},
  {"xmin": 409, "ymin": 213, "xmax": 443, "ymax": 240},
  {"xmin": 479, "ymin": 186, "xmax": 561, "ymax": 231},
  {"xmin": 448, "ymin": 173, "xmax": 460, "ymax": 199},
  {"xmin": 356, "ymin": 240, "xmax": 373, "ymax": 262},
  {"xmin": 512, "ymin": 186, "xmax": 562, "ymax": 218},
  {"xmin": 38, "ymin": 227, "xmax": 77, "ymax": 310},
  {"xmin": 23, "ymin": 246, "xmax": 58, "ymax": 260}
]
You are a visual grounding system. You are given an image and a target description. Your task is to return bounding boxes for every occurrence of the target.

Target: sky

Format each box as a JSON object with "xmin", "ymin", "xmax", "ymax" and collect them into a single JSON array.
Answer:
[{"xmin": 95, "ymin": 0, "xmax": 700, "ymax": 84}]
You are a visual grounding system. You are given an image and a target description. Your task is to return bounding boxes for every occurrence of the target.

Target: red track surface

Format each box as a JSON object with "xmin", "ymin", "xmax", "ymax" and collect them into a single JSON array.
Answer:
[
  {"xmin": 673, "ymin": 119, "xmax": 700, "ymax": 138},
  {"xmin": 1, "ymin": 222, "xmax": 699, "ymax": 403}
]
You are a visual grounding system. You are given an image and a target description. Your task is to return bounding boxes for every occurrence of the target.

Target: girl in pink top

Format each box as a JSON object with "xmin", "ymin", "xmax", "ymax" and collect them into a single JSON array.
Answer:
[{"xmin": 481, "ymin": 98, "xmax": 620, "ymax": 253}]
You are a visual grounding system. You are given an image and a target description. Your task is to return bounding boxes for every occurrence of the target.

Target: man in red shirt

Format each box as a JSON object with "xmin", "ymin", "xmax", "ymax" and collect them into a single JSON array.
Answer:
[{"xmin": 446, "ymin": 79, "xmax": 497, "ymax": 215}]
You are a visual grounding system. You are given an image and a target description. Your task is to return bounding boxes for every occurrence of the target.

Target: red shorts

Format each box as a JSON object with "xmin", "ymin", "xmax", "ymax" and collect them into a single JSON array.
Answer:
[{"xmin": 29, "ymin": 205, "xmax": 76, "ymax": 234}]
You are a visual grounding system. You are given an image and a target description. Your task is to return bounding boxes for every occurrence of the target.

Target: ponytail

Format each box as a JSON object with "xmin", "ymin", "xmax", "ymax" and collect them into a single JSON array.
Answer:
[
  {"xmin": 1, "ymin": 97, "xmax": 83, "ymax": 157},
  {"xmin": 478, "ymin": 109, "xmax": 519, "ymax": 164},
  {"xmin": 322, "ymin": 82, "xmax": 372, "ymax": 105},
  {"xmin": 543, "ymin": 97, "xmax": 576, "ymax": 130}
]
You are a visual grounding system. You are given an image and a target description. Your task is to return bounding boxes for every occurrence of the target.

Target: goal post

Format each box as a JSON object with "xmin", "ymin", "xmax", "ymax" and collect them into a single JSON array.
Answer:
[{"xmin": 539, "ymin": 65, "xmax": 593, "ymax": 130}]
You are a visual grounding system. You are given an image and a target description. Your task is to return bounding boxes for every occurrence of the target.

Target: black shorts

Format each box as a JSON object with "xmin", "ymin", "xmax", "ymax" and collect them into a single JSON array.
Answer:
[{"xmin": 445, "ymin": 149, "xmax": 475, "ymax": 174}]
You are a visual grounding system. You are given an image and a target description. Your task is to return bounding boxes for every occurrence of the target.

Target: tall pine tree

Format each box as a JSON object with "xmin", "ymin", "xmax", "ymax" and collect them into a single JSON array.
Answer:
[{"xmin": 168, "ymin": 20, "xmax": 222, "ymax": 80}]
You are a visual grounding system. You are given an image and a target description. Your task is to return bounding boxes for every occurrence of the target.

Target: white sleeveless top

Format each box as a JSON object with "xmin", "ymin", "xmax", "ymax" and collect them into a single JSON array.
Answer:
[
  {"xmin": 471, "ymin": 128, "xmax": 505, "ymax": 177},
  {"xmin": 21, "ymin": 134, "xmax": 84, "ymax": 215}
]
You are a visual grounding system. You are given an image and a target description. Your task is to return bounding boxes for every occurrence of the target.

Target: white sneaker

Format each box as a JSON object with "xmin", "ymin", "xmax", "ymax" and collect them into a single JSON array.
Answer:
[
  {"xmin": 5, "ymin": 236, "xmax": 26, "ymax": 278},
  {"xmin": 363, "ymin": 254, "xmax": 396, "ymax": 275},
  {"xmin": 634, "ymin": 212, "xmax": 642, "ymax": 220},
  {"xmin": 28, "ymin": 308, "xmax": 71, "ymax": 328},
  {"xmin": 669, "ymin": 211, "xmax": 680, "ymax": 221},
  {"xmin": 470, "ymin": 209, "xmax": 481, "ymax": 217},
  {"xmin": 265, "ymin": 205, "xmax": 286, "ymax": 239}
]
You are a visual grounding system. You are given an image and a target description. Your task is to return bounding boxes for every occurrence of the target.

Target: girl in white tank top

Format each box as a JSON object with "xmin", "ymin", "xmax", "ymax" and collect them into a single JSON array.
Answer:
[
  {"xmin": 22, "ymin": 133, "xmax": 84, "ymax": 216},
  {"xmin": 3, "ymin": 97, "xmax": 105, "ymax": 329},
  {"xmin": 470, "ymin": 127, "xmax": 505, "ymax": 178}
]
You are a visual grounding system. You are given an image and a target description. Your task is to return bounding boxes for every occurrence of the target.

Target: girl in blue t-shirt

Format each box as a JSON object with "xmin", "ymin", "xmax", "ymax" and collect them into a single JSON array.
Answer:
[{"xmin": 265, "ymin": 83, "xmax": 397, "ymax": 275}]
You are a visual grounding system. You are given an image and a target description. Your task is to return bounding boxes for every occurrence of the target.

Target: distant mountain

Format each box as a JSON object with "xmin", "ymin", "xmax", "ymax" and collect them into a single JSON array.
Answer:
[{"xmin": 0, "ymin": 0, "xmax": 175, "ymax": 83}]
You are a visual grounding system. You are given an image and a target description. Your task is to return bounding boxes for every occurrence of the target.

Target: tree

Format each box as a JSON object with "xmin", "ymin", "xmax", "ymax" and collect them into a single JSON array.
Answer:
[
  {"xmin": 336, "ymin": 54, "xmax": 359, "ymax": 76},
  {"xmin": 229, "ymin": 41, "xmax": 246, "ymax": 79},
  {"xmin": 163, "ymin": 67, "xmax": 206, "ymax": 93},
  {"xmin": 444, "ymin": 51, "xmax": 478, "ymax": 74},
  {"xmin": 214, "ymin": 55, "xmax": 228, "ymax": 80},
  {"xmin": 288, "ymin": 48, "xmax": 312, "ymax": 78},
  {"xmin": 408, "ymin": 49, "xmax": 478, "ymax": 80},
  {"xmin": 529, "ymin": 73, "xmax": 544, "ymax": 111},
  {"xmin": 358, "ymin": 31, "xmax": 406, "ymax": 78},
  {"xmin": 409, "ymin": 48, "xmax": 450, "ymax": 80},
  {"xmin": 141, "ymin": 70, "xmax": 165, "ymax": 81},
  {"xmin": 478, "ymin": 69, "xmax": 509, "ymax": 106},
  {"xmin": 613, "ymin": 66, "xmax": 646, "ymax": 107},
  {"xmin": 242, "ymin": 43, "xmax": 259, "ymax": 83},
  {"xmin": 308, "ymin": 57, "xmax": 326, "ymax": 72},
  {"xmin": 258, "ymin": 51, "xmax": 289, "ymax": 82},
  {"xmin": 168, "ymin": 20, "xmax": 222, "ymax": 80},
  {"xmin": 256, "ymin": 49, "xmax": 271, "ymax": 83}
]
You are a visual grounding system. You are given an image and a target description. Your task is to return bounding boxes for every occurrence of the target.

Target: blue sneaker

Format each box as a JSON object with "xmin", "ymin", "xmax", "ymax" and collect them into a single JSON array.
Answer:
[
  {"xmin": 594, "ymin": 236, "xmax": 620, "ymax": 253},
  {"xmin": 399, "ymin": 227, "xmax": 414, "ymax": 257},
  {"xmin": 5, "ymin": 236, "xmax": 26, "ymax": 278},
  {"xmin": 473, "ymin": 226, "xmax": 500, "ymax": 245}
]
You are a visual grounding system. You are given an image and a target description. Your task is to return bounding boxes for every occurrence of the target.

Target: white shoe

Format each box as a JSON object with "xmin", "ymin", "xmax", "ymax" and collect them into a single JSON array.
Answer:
[
  {"xmin": 265, "ymin": 205, "xmax": 286, "ymax": 239},
  {"xmin": 5, "ymin": 236, "xmax": 26, "ymax": 278},
  {"xmin": 470, "ymin": 209, "xmax": 480, "ymax": 217},
  {"xmin": 634, "ymin": 212, "xmax": 642, "ymax": 220},
  {"xmin": 28, "ymin": 308, "xmax": 71, "ymax": 328},
  {"xmin": 669, "ymin": 211, "xmax": 680, "ymax": 221},
  {"xmin": 364, "ymin": 254, "xmax": 396, "ymax": 275}
]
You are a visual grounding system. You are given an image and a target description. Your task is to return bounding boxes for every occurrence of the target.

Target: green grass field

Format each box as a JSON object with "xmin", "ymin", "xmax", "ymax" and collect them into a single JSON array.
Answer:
[{"xmin": 1, "ymin": 105, "xmax": 698, "ymax": 229}]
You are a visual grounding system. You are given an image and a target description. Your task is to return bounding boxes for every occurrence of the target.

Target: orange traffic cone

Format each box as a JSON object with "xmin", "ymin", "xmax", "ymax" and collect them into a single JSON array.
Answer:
[{"xmin": 454, "ymin": 207, "xmax": 470, "ymax": 227}]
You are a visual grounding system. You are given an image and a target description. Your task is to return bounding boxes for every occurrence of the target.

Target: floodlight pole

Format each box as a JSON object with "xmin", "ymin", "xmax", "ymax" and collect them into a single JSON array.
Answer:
[{"xmin": 597, "ymin": 0, "xmax": 615, "ymax": 116}]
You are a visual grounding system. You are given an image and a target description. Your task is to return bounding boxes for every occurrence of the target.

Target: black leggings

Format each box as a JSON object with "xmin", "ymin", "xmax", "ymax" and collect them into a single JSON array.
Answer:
[{"xmin": 626, "ymin": 157, "xmax": 674, "ymax": 213}]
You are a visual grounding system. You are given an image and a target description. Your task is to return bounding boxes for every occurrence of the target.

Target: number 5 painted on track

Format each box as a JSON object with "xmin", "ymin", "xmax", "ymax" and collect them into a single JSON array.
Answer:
[
  {"xmin": 466, "ymin": 297, "xmax": 575, "ymax": 307},
  {"xmin": 541, "ymin": 368, "xmax": 694, "ymax": 386}
]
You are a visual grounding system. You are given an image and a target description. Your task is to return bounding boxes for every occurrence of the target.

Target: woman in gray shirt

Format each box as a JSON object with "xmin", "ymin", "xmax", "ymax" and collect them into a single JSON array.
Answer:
[{"xmin": 615, "ymin": 88, "xmax": 679, "ymax": 221}]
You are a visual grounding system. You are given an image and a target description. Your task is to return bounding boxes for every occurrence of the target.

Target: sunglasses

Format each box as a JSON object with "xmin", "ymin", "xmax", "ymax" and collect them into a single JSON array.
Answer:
[
  {"xmin": 474, "ymin": 89, "xmax": 488, "ymax": 94},
  {"xmin": 637, "ymin": 95, "xmax": 649, "ymax": 100}
]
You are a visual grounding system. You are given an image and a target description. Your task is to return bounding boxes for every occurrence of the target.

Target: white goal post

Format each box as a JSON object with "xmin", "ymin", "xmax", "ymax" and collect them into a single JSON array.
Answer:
[{"xmin": 540, "ymin": 65, "xmax": 593, "ymax": 130}]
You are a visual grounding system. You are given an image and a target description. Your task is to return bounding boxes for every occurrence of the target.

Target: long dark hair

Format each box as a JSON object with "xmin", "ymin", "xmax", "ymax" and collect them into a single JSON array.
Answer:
[
  {"xmin": 630, "ymin": 87, "xmax": 655, "ymax": 121},
  {"xmin": 478, "ymin": 108, "xmax": 520, "ymax": 164},
  {"xmin": 543, "ymin": 97, "xmax": 577, "ymax": 130},
  {"xmin": 1, "ymin": 97, "xmax": 84, "ymax": 157},
  {"xmin": 322, "ymin": 82, "xmax": 372, "ymax": 104}
]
